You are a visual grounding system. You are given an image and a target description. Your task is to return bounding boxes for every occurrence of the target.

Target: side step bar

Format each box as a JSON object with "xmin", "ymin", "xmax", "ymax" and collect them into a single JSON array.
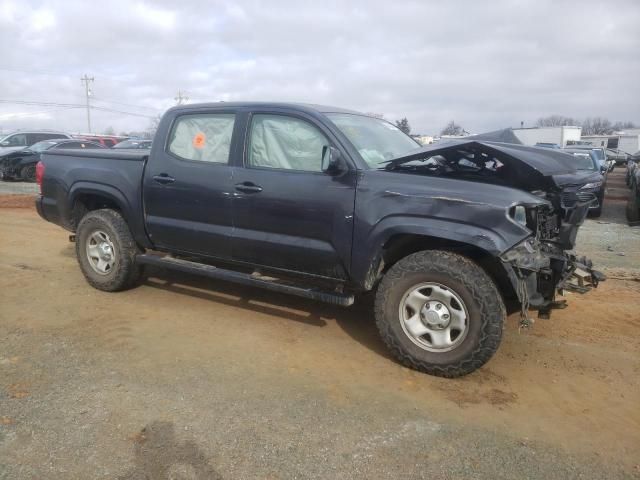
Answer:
[{"xmin": 136, "ymin": 254, "xmax": 355, "ymax": 307}]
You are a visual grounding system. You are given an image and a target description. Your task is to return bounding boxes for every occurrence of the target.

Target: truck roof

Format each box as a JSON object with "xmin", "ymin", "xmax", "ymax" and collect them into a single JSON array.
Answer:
[{"xmin": 167, "ymin": 102, "xmax": 361, "ymax": 115}]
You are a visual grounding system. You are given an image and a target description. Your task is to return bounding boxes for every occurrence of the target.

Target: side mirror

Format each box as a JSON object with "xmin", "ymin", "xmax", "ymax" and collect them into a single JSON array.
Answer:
[
  {"xmin": 0, "ymin": 141, "xmax": 9, "ymax": 147},
  {"xmin": 321, "ymin": 146, "xmax": 345, "ymax": 175}
]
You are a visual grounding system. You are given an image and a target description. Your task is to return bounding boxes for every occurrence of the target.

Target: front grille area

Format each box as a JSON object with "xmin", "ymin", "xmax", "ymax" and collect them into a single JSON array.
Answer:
[
  {"xmin": 536, "ymin": 211, "xmax": 559, "ymax": 240},
  {"xmin": 561, "ymin": 190, "xmax": 598, "ymax": 208}
]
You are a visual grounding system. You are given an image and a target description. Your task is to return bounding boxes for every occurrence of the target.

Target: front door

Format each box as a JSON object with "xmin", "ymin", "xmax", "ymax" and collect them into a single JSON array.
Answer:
[
  {"xmin": 143, "ymin": 111, "xmax": 238, "ymax": 259},
  {"xmin": 231, "ymin": 112, "xmax": 356, "ymax": 279}
]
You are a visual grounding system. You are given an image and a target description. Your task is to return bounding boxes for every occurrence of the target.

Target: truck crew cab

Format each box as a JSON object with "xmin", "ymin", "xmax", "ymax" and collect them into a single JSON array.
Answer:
[{"xmin": 36, "ymin": 102, "xmax": 602, "ymax": 377}]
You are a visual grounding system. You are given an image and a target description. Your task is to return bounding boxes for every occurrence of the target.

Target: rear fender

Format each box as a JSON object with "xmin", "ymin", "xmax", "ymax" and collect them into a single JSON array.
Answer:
[{"xmin": 67, "ymin": 182, "xmax": 151, "ymax": 248}]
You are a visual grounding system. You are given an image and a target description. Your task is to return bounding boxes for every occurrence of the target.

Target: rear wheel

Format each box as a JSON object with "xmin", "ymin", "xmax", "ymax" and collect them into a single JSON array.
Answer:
[
  {"xmin": 76, "ymin": 209, "xmax": 142, "ymax": 291},
  {"xmin": 374, "ymin": 250, "xmax": 505, "ymax": 377},
  {"xmin": 20, "ymin": 164, "xmax": 36, "ymax": 182}
]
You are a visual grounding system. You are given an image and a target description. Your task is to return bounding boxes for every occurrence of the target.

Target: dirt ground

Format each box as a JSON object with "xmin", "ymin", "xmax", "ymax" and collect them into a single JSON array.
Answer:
[{"xmin": 1, "ymin": 174, "xmax": 639, "ymax": 479}]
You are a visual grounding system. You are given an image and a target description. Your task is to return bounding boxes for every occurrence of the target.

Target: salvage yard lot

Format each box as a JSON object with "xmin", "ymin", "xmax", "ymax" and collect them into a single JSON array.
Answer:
[{"xmin": 1, "ymin": 174, "xmax": 639, "ymax": 479}]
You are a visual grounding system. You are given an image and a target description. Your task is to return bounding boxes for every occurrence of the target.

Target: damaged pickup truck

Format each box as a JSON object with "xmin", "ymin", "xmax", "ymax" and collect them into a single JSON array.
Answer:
[{"xmin": 35, "ymin": 102, "xmax": 603, "ymax": 377}]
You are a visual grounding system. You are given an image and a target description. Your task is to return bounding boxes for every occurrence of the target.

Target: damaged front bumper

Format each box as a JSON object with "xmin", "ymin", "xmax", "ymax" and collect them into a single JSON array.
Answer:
[{"xmin": 500, "ymin": 200, "xmax": 605, "ymax": 324}]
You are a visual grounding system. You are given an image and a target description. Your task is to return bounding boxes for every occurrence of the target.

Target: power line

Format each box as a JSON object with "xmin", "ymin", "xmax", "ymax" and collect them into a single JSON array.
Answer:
[
  {"xmin": 91, "ymin": 96, "xmax": 159, "ymax": 112},
  {"xmin": 0, "ymin": 100, "xmax": 82, "ymax": 108},
  {"xmin": 0, "ymin": 99, "xmax": 157, "ymax": 119},
  {"xmin": 0, "ymin": 106, "xmax": 83, "ymax": 120}
]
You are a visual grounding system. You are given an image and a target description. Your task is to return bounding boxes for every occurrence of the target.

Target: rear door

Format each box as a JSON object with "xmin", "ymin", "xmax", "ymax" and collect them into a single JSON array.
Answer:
[
  {"xmin": 231, "ymin": 110, "xmax": 357, "ymax": 279},
  {"xmin": 143, "ymin": 109, "xmax": 239, "ymax": 259}
]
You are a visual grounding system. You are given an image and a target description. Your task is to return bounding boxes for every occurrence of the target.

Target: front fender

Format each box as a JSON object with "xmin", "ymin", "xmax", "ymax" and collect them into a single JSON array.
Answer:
[{"xmin": 350, "ymin": 215, "xmax": 529, "ymax": 290}]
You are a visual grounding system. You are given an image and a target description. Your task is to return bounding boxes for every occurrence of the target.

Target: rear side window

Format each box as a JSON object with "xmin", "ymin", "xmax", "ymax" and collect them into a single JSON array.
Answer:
[
  {"xmin": 53, "ymin": 142, "xmax": 81, "ymax": 149},
  {"xmin": 56, "ymin": 142, "xmax": 103, "ymax": 149},
  {"xmin": 168, "ymin": 113, "xmax": 235, "ymax": 164},
  {"xmin": 3, "ymin": 133, "xmax": 27, "ymax": 147},
  {"xmin": 34, "ymin": 133, "xmax": 66, "ymax": 142}
]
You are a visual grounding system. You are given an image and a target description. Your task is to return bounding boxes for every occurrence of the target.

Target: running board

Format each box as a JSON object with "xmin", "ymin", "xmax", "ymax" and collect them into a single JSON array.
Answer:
[{"xmin": 136, "ymin": 254, "xmax": 355, "ymax": 307}]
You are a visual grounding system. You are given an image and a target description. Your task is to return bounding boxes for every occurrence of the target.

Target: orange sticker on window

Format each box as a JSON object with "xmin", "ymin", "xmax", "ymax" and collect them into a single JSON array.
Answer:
[{"xmin": 192, "ymin": 132, "xmax": 206, "ymax": 149}]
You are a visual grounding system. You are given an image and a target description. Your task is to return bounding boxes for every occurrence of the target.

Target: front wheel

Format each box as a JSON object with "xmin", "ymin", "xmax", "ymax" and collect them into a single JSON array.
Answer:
[
  {"xmin": 374, "ymin": 250, "xmax": 505, "ymax": 377},
  {"xmin": 75, "ymin": 209, "xmax": 142, "ymax": 291},
  {"xmin": 20, "ymin": 164, "xmax": 36, "ymax": 182}
]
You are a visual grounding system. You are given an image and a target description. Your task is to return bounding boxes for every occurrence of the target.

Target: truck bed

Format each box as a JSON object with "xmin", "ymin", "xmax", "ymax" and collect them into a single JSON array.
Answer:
[{"xmin": 36, "ymin": 148, "xmax": 150, "ymax": 247}]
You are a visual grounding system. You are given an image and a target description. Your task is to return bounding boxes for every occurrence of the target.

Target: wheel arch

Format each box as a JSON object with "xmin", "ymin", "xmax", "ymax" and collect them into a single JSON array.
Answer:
[
  {"xmin": 366, "ymin": 232, "xmax": 520, "ymax": 314},
  {"xmin": 68, "ymin": 183, "xmax": 131, "ymax": 230}
]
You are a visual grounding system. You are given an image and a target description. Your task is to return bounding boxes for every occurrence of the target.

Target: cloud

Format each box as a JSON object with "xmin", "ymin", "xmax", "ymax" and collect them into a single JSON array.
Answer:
[{"xmin": 0, "ymin": 0, "xmax": 638, "ymax": 135}]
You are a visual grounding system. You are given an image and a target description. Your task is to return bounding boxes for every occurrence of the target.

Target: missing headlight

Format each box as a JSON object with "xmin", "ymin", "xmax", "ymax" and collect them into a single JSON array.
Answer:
[{"xmin": 512, "ymin": 205, "xmax": 527, "ymax": 226}]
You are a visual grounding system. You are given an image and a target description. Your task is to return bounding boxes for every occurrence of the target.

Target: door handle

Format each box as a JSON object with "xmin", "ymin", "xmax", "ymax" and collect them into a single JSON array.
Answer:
[
  {"xmin": 235, "ymin": 182, "xmax": 263, "ymax": 193},
  {"xmin": 153, "ymin": 174, "xmax": 175, "ymax": 185}
]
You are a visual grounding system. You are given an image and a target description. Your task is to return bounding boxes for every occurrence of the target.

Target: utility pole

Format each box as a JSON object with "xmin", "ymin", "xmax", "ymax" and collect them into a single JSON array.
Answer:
[
  {"xmin": 174, "ymin": 90, "xmax": 189, "ymax": 105},
  {"xmin": 80, "ymin": 74, "xmax": 94, "ymax": 133}
]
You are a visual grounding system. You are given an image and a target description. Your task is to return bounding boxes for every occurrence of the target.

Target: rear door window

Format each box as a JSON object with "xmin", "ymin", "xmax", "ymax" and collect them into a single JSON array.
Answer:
[
  {"xmin": 3, "ymin": 133, "xmax": 28, "ymax": 147},
  {"xmin": 168, "ymin": 114, "xmax": 236, "ymax": 164}
]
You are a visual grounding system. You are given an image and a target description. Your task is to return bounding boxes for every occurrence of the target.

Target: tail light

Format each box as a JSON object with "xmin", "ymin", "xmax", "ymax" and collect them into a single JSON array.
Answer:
[{"xmin": 36, "ymin": 161, "xmax": 45, "ymax": 193}]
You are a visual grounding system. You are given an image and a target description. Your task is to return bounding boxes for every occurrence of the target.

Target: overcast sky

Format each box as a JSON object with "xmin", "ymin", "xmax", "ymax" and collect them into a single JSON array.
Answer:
[{"xmin": 1, "ymin": 0, "xmax": 639, "ymax": 136}]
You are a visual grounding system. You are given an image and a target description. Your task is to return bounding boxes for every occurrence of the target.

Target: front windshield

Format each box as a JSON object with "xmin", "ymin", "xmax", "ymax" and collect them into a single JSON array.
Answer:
[
  {"xmin": 591, "ymin": 149, "xmax": 605, "ymax": 161},
  {"xmin": 327, "ymin": 113, "xmax": 420, "ymax": 167},
  {"xmin": 29, "ymin": 140, "xmax": 59, "ymax": 152},
  {"xmin": 568, "ymin": 152, "xmax": 597, "ymax": 170}
]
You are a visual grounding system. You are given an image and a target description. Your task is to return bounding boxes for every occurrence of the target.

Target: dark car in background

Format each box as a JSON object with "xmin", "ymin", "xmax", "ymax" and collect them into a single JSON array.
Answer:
[
  {"xmin": 567, "ymin": 145, "xmax": 613, "ymax": 173},
  {"xmin": 0, "ymin": 138, "xmax": 105, "ymax": 181},
  {"xmin": 112, "ymin": 139, "xmax": 152, "ymax": 150},
  {"xmin": 556, "ymin": 148, "xmax": 606, "ymax": 217},
  {"xmin": 625, "ymin": 150, "xmax": 640, "ymax": 187},
  {"xmin": 606, "ymin": 148, "xmax": 630, "ymax": 165}
]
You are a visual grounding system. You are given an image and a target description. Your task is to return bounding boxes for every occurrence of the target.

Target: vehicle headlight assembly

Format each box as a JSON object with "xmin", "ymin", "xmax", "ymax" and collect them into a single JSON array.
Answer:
[{"xmin": 580, "ymin": 181, "xmax": 602, "ymax": 190}]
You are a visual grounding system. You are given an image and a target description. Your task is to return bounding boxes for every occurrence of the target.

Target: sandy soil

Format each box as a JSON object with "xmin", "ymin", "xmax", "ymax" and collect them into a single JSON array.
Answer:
[{"xmin": 1, "ymin": 200, "xmax": 639, "ymax": 478}]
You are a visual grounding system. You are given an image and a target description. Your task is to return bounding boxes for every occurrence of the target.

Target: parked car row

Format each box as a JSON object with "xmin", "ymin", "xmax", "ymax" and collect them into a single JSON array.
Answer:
[
  {"xmin": 0, "ymin": 139, "xmax": 106, "ymax": 181},
  {"xmin": 625, "ymin": 150, "xmax": 640, "ymax": 223},
  {"xmin": 0, "ymin": 129, "xmax": 152, "ymax": 182},
  {"xmin": 559, "ymin": 147, "xmax": 608, "ymax": 217}
]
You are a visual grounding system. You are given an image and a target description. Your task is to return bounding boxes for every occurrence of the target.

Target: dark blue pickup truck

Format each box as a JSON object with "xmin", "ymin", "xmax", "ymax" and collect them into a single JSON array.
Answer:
[{"xmin": 36, "ymin": 102, "xmax": 602, "ymax": 377}]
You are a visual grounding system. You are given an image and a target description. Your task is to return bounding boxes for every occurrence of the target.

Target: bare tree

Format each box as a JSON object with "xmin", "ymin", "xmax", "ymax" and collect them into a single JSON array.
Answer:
[
  {"xmin": 103, "ymin": 126, "xmax": 116, "ymax": 135},
  {"xmin": 582, "ymin": 117, "xmax": 613, "ymax": 135},
  {"xmin": 535, "ymin": 115, "xmax": 579, "ymax": 127},
  {"xmin": 145, "ymin": 114, "xmax": 162, "ymax": 139},
  {"xmin": 611, "ymin": 120, "xmax": 636, "ymax": 131},
  {"xmin": 395, "ymin": 117, "xmax": 411, "ymax": 135},
  {"xmin": 440, "ymin": 121, "xmax": 463, "ymax": 136}
]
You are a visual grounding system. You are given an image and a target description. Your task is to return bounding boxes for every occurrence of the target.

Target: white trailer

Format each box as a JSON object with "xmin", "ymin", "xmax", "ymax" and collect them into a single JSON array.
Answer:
[
  {"xmin": 582, "ymin": 130, "xmax": 640, "ymax": 157},
  {"xmin": 512, "ymin": 126, "xmax": 582, "ymax": 147}
]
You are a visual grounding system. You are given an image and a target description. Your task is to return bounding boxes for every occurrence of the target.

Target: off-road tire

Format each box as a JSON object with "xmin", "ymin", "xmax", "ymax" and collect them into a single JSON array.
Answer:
[
  {"xmin": 374, "ymin": 250, "xmax": 505, "ymax": 377},
  {"xmin": 20, "ymin": 164, "xmax": 36, "ymax": 182},
  {"xmin": 76, "ymin": 209, "xmax": 142, "ymax": 291}
]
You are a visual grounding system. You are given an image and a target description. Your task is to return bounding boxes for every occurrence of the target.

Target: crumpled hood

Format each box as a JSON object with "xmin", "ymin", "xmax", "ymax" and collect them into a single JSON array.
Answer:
[{"xmin": 388, "ymin": 140, "xmax": 578, "ymax": 176}]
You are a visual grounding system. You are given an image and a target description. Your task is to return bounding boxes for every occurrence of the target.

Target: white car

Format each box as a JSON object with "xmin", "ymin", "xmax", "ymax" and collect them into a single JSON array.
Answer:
[{"xmin": 0, "ymin": 130, "xmax": 71, "ymax": 155}]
